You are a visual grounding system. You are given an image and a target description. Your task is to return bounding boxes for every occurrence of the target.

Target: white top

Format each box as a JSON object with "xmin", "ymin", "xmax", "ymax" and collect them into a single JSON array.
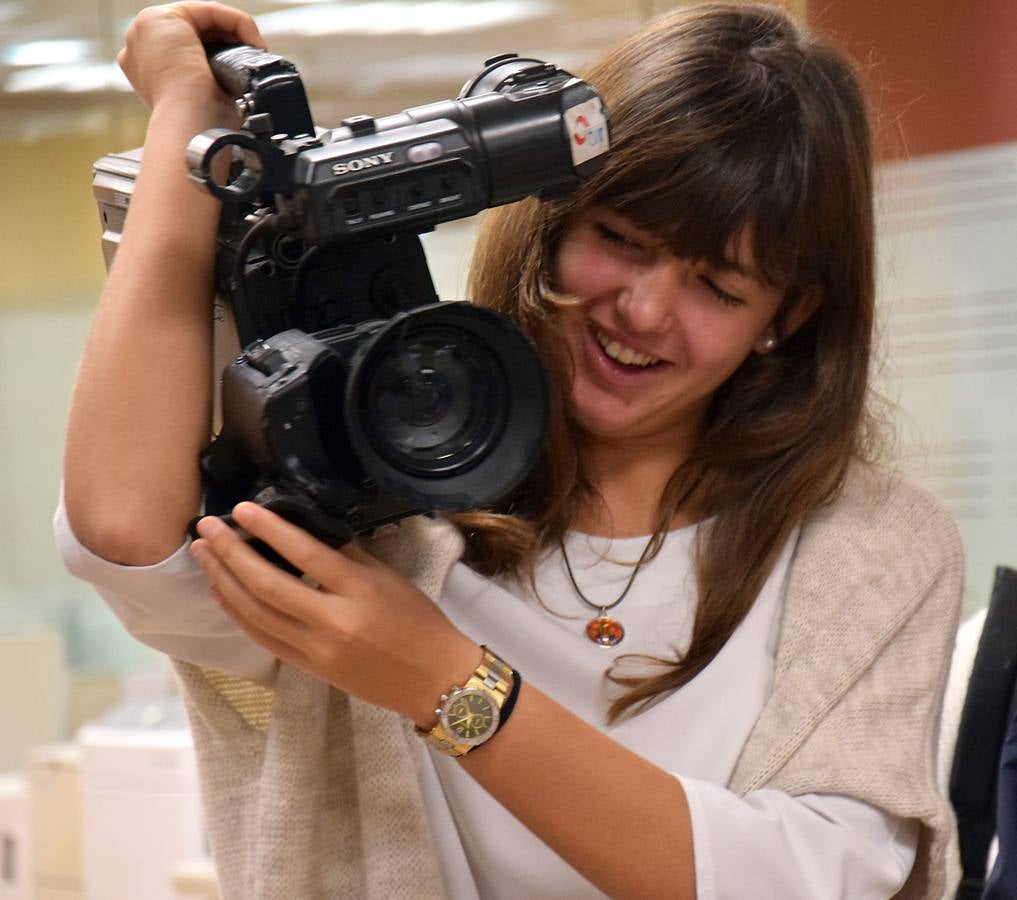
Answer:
[{"xmin": 55, "ymin": 501, "xmax": 919, "ymax": 899}]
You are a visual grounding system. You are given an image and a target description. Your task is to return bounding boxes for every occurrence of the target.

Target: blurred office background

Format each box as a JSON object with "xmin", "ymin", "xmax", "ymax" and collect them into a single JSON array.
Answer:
[{"xmin": 0, "ymin": 0, "xmax": 1015, "ymax": 896}]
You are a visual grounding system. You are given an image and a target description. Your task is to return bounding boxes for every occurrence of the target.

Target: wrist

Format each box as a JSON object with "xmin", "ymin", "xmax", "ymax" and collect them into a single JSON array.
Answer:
[
  {"xmin": 148, "ymin": 79, "xmax": 240, "ymax": 133},
  {"xmin": 412, "ymin": 638, "xmax": 484, "ymax": 731},
  {"xmin": 124, "ymin": 96, "xmax": 237, "ymax": 245}
]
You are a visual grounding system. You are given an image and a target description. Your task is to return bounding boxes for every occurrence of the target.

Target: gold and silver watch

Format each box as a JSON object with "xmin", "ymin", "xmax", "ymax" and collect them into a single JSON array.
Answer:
[{"xmin": 418, "ymin": 646, "xmax": 515, "ymax": 758}]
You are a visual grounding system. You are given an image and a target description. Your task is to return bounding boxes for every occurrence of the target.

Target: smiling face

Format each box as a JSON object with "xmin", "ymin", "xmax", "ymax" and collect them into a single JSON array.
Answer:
[{"xmin": 554, "ymin": 207, "xmax": 786, "ymax": 452}]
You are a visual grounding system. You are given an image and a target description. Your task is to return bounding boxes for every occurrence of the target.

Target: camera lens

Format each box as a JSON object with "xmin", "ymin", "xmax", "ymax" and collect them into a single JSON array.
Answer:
[
  {"xmin": 345, "ymin": 302, "xmax": 548, "ymax": 510},
  {"xmin": 367, "ymin": 331, "xmax": 501, "ymax": 472}
]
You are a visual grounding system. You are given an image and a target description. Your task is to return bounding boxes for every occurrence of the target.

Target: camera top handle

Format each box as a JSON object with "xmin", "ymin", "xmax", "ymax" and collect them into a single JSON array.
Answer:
[
  {"xmin": 205, "ymin": 43, "xmax": 314, "ymax": 139},
  {"xmin": 186, "ymin": 45, "xmax": 318, "ymax": 203}
]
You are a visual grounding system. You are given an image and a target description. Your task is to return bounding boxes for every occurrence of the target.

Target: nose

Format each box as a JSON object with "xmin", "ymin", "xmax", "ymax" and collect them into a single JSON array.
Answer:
[{"xmin": 615, "ymin": 260, "xmax": 679, "ymax": 334}]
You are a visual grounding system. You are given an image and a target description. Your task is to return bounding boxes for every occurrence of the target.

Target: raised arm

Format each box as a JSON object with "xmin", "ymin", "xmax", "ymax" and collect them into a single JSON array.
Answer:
[{"xmin": 63, "ymin": 3, "xmax": 265, "ymax": 564}]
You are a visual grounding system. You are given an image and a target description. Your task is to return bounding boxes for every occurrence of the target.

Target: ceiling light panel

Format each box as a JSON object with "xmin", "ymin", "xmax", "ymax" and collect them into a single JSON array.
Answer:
[
  {"xmin": 4, "ymin": 61, "xmax": 128, "ymax": 93},
  {"xmin": 256, "ymin": 0, "xmax": 548, "ymax": 37},
  {"xmin": 2, "ymin": 39, "xmax": 93, "ymax": 67}
]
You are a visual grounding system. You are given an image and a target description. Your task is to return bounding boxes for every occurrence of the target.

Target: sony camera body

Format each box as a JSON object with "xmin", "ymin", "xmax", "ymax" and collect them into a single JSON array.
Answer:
[{"xmin": 93, "ymin": 46, "xmax": 609, "ymax": 551}]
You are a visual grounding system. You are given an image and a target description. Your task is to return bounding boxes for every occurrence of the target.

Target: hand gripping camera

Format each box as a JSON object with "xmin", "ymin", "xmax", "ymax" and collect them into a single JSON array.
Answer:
[{"xmin": 93, "ymin": 46, "xmax": 609, "ymax": 552}]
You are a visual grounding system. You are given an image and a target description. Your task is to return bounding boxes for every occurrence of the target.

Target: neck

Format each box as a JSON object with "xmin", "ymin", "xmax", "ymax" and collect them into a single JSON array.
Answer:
[{"xmin": 574, "ymin": 429, "xmax": 701, "ymax": 538}]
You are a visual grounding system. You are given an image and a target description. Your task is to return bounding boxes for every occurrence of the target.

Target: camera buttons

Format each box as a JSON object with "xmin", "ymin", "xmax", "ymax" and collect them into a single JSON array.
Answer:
[
  {"xmin": 244, "ymin": 342, "xmax": 287, "ymax": 376},
  {"xmin": 408, "ymin": 142, "xmax": 443, "ymax": 164}
]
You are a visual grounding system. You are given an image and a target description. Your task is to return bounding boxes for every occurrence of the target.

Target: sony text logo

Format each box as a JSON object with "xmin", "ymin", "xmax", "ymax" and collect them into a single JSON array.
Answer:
[{"xmin": 332, "ymin": 152, "xmax": 396, "ymax": 176}]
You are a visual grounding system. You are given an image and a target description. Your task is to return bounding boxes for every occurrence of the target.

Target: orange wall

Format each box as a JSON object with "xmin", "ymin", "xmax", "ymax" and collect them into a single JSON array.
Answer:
[{"xmin": 808, "ymin": 0, "xmax": 1017, "ymax": 161}]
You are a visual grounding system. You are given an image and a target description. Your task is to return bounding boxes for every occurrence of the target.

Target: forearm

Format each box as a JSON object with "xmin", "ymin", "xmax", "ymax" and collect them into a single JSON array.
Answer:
[
  {"xmin": 64, "ymin": 98, "xmax": 226, "ymax": 563},
  {"xmin": 459, "ymin": 683, "xmax": 696, "ymax": 900}
]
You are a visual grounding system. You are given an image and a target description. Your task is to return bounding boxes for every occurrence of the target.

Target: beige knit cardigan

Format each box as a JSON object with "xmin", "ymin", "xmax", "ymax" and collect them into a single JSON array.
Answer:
[{"xmin": 173, "ymin": 463, "xmax": 963, "ymax": 899}]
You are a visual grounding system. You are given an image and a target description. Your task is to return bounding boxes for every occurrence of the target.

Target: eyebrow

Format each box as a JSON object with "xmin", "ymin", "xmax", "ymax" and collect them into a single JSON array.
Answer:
[{"xmin": 714, "ymin": 258, "xmax": 767, "ymax": 285}]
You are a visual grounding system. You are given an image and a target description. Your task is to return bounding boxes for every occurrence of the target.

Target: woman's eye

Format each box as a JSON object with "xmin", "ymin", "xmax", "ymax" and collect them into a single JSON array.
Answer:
[
  {"xmin": 699, "ymin": 276, "xmax": 744, "ymax": 307},
  {"xmin": 595, "ymin": 223, "xmax": 642, "ymax": 251}
]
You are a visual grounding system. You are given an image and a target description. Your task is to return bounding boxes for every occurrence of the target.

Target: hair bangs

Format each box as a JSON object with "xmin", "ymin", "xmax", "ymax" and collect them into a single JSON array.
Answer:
[
  {"xmin": 604, "ymin": 131, "xmax": 810, "ymax": 295},
  {"xmin": 577, "ymin": 16, "xmax": 818, "ymax": 293}
]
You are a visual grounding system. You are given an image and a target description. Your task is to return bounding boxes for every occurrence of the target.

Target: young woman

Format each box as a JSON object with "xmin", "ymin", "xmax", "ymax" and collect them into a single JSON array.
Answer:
[{"xmin": 58, "ymin": 2, "xmax": 963, "ymax": 898}]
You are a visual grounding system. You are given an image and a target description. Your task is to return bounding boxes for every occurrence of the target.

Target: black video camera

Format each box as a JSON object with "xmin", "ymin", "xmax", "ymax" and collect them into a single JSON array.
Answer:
[{"xmin": 93, "ymin": 46, "xmax": 610, "ymax": 553}]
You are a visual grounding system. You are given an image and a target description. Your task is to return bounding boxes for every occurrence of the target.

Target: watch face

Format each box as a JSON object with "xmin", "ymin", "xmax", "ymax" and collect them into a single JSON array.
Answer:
[{"xmin": 441, "ymin": 688, "xmax": 501, "ymax": 746}]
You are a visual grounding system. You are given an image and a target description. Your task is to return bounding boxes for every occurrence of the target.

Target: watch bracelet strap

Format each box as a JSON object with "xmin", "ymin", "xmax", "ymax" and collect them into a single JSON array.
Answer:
[
  {"xmin": 462, "ymin": 646, "xmax": 520, "ymax": 738},
  {"xmin": 474, "ymin": 645, "xmax": 513, "ymax": 697},
  {"xmin": 495, "ymin": 669, "xmax": 521, "ymax": 733}
]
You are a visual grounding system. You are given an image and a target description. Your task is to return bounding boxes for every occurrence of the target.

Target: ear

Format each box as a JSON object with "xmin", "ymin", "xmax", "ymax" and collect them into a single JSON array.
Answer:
[
  {"xmin": 756, "ymin": 285, "xmax": 823, "ymax": 354},
  {"xmin": 782, "ymin": 284, "xmax": 824, "ymax": 339}
]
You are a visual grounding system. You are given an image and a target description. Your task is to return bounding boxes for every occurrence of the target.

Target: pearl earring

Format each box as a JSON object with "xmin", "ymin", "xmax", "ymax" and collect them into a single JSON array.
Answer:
[{"xmin": 763, "ymin": 336, "xmax": 777, "ymax": 352}]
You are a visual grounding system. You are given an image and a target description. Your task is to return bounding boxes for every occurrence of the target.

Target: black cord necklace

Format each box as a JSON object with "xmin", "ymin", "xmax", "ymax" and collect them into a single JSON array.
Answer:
[{"xmin": 559, "ymin": 535, "xmax": 656, "ymax": 648}]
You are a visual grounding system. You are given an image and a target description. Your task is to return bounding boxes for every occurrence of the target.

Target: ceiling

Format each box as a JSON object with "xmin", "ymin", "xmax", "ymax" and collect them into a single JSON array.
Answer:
[{"xmin": 0, "ymin": 0, "xmax": 678, "ymax": 140}]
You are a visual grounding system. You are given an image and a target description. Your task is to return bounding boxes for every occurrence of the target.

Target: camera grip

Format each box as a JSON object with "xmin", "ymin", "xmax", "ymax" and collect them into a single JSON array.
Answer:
[{"xmin": 205, "ymin": 44, "xmax": 314, "ymax": 139}]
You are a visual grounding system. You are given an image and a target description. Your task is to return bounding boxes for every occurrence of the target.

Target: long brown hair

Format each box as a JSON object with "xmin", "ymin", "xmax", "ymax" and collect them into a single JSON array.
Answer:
[{"xmin": 454, "ymin": 2, "xmax": 880, "ymax": 721}]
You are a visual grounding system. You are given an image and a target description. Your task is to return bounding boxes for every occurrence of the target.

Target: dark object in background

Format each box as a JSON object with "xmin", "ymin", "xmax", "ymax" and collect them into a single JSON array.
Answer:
[
  {"xmin": 93, "ymin": 47, "xmax": 610, "ymax": 551},
  {"xmin": 983, "ymin": 704, "xmax": 1017, "ymax": 899},
  {"xmin": 951, "ymin": 566, "xmax": 1017, "ymax": 900}
]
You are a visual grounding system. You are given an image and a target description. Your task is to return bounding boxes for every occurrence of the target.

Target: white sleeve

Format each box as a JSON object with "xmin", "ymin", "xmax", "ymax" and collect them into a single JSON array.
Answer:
[
  {"xmin": 678, "ymin": 775, "xmax": 919, "ymax": 900},
  {"xmin": 54, "ymin": 497, "xmax": 277, "ymax": 685}
]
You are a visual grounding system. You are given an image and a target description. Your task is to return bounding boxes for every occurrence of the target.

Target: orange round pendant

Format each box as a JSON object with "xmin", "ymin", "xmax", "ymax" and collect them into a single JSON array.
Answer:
[{"xmin": 586, "ymin": 616, "xmax": 624, "ymax": 647}]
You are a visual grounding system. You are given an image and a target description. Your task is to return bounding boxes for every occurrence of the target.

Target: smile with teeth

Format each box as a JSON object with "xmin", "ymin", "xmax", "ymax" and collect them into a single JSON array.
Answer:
[{"xmin": 594, "ymin": 329, "xmax": 661, "ymax": 368}]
